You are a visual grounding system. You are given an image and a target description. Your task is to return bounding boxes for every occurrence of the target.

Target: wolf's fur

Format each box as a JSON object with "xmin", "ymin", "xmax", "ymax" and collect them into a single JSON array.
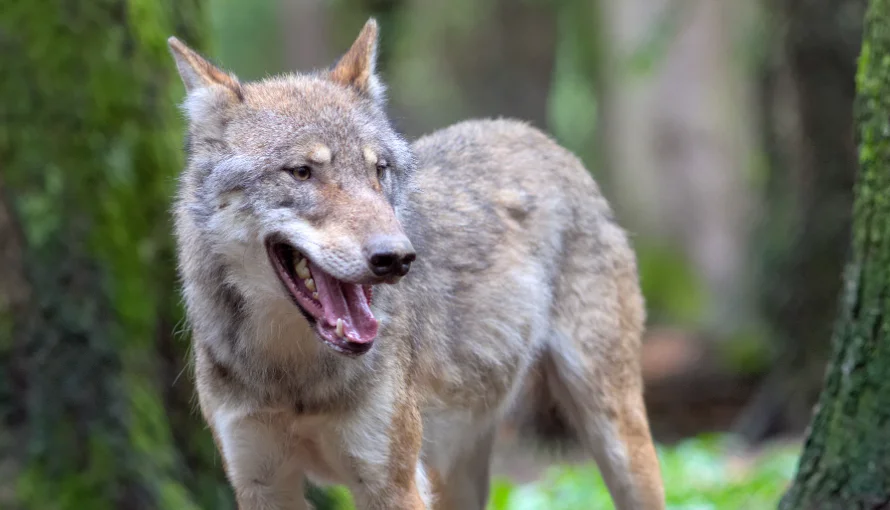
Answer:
[{"xmin": 169, "ymin": 19, "xmax": 665, "ymax": 510}]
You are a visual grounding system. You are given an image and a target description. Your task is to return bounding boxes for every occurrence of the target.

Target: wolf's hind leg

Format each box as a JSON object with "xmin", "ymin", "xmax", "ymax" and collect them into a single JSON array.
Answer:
[{"xmin": 546, "ymin": 331, "xmax": 666, "ymax": 510}]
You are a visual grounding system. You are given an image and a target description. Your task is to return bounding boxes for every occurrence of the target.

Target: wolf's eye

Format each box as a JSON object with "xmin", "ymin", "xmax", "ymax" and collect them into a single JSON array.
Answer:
[
  {"xmin": 285, "ymin": 165, "xmax": 311, "ymax": 181},
  {"xmin": 376, "ymin": 160, "xmax": 389, "ymax": 181}
]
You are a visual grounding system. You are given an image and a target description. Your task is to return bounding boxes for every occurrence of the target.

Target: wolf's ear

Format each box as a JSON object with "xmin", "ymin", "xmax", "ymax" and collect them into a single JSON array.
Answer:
[
  {"xmin": 329, "ymin": 19, "xmax": 384, "ymax": 104},
  {"xmin": 167, "ymin": 37, "xmax": 243, "ymax": 101}
]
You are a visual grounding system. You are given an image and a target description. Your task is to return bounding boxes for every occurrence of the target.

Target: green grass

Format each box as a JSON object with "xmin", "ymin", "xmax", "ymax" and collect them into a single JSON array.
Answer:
[
  {"xmin": 488, "ymin": 435, "xmax": 800, "ymax": 510},
  {"xmin": 310, "ymin": 434, "xmax": 800, "ymax": 510}
]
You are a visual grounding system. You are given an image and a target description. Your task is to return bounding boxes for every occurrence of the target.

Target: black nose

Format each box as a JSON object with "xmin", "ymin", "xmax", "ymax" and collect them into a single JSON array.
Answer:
[{"xmin": 365, "ymin": 236, "xmax": 416, "ymax": 277}]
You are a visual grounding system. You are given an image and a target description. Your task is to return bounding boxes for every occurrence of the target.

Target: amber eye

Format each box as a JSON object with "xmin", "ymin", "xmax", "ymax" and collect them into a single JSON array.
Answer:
[
  {"xmin": 376, "ymin": 160, "xmax": 389, "ymax": 181},
  {"xmin": 285, "ymin": 165, "xmax": 311, "ymax": 181}
]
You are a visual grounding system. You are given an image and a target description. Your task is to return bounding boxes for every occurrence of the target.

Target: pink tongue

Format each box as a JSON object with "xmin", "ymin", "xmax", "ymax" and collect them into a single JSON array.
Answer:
[{"xmin": 308, "ymin": 261, "xmax": 378, "ymax": 343}]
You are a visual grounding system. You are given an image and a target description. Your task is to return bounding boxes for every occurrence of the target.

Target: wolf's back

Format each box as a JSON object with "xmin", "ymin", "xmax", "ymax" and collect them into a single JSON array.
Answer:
[{"xmin": 387, "ymin": 118, "xmax": 638, "ymax": 451}]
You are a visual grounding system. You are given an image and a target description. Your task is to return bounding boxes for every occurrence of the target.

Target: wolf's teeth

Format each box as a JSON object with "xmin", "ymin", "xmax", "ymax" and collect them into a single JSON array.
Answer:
[
  {"xmin": 304, "ymin": 278, "xmax": 315, "ymax": 291},
  {"xmin": 335, "ymin": 318, "xmax": 344, "ymax": 338},
  {"xmin": 312, "ymin": 292, "xmax": 319, "ymax": 300},
  {"xmin": 295, "ymin": 258, "xmax": 310, "ymax": 279}
]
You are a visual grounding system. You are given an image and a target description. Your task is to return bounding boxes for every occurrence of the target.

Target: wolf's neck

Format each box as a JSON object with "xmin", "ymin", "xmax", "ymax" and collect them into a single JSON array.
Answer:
[
  {"xmin": 241, "ymin": 293, "xmax": 322, "ymax": 364},
  {"xmin": 186, "ymin": 270, "xmax": 322, "ymax": 370}
]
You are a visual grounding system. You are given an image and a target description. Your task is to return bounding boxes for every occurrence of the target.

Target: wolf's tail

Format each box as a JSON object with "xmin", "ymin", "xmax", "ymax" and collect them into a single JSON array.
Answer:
[{"xmin": 506, "ymin": 350, "xmax": 581, "ymax": 454}]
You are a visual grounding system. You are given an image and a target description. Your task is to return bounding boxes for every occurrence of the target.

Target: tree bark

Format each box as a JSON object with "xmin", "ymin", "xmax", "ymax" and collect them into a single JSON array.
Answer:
[
  {"xmin": 0, "ymin": 1, "xmax": 230, "ymax": 508},
  {"xmin": 780, "ymin": 0, "xmax": 890, "ymax": 507}
]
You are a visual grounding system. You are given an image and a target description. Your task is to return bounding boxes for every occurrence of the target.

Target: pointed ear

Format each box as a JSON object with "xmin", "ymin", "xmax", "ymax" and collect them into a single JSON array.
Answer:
[
  {"xmin": 329, "ymin": 19, "xmax": 384, "ymax": 103},
  {"xmin": 167, "ymin": 36, "xmax": 243, "ymax": 100}
]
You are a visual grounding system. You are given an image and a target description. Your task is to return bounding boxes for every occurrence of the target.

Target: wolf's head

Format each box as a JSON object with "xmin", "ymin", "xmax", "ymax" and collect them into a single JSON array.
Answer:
[{"xmin": 170, "ymin": 20, "xmax": 415, "ymax": 356}]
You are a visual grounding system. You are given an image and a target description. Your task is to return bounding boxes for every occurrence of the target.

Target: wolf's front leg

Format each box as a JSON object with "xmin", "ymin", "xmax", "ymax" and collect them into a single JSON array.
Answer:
[
  {"xmin": 213, "ymin": 410, "xmax": 310, "ymax": 510},
  {"xmin": 341, "ymin": 392, "xmax": 430, "ymax": 510}
]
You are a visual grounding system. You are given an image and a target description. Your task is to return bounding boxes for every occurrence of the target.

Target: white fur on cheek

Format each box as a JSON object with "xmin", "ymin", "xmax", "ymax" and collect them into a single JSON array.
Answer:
[
  {"xmin": 208, "ymin": 190, "xmax": 254, "ymax": 245},
  {"xmin": 208, "ymin": 192, "xmax": 284, "ymax": 299}
]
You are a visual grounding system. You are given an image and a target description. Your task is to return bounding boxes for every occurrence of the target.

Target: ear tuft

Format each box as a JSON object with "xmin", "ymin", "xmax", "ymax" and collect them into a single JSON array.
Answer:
[
  {"xmin": 167, "ymin": 37, "xmax": 244, "ymax": 101},
  {"xmin": 329, "ymin": 19, "xmax": 385, "ymax": 104}
]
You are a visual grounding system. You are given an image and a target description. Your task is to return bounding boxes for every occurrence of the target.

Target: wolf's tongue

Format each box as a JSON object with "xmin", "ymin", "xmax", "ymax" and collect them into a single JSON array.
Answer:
[{"xmin": 308, "ymin": 261, "xmax": 378, "ymax": 343}]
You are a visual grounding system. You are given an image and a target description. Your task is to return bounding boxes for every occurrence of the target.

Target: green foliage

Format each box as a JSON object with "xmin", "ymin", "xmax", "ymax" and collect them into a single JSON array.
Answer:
[
  {"xmin": 637, "ymin": 243, "xmax": 707, "ymax": 325},
  {"xmin": 307, "ymin": 484, "xmax": 356, "ymax": 510},
  {"xmin": 0, "ymin": 0, "xmax": 228, "ymax": 508},
  {"xmin": 546, "ymin": 0, "xmax": 599, "ymax": 164},
  {"xmin": 207, "ymin": 0, "xmax": 282, "ymax": 80},
  {"xmin": 621, "ymin": 0, "xmax": 690, "ymax": 79},
  {"xmin": 489, "ymin": 436, "xmax": 800, "ymax": 510},
  {"xmin": 718, "ymin": 330, "xmax": 774, "ymax": 375}
]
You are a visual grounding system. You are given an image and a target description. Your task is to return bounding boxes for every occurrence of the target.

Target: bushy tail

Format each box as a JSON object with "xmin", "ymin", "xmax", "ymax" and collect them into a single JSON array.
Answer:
[{"xmin": 507, "ymin": 350, "xmax": 581, "ymax": 455}]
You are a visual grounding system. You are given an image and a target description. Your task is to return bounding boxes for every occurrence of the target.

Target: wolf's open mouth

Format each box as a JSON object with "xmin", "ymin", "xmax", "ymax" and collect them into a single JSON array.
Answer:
[{"xmin": 266, "ymin": 241, "xmax": 378, "ymax": 355}]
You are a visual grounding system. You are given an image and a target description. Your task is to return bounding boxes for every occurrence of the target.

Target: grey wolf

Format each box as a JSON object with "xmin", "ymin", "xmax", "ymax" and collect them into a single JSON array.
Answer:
[{"xmin": 168, "ymin": 18, "xmax": 665, "ymax": 510}]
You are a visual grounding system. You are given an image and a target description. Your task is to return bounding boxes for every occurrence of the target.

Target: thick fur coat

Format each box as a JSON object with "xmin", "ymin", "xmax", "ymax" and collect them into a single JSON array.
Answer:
[{"xmin": 169, "ymin": 19, "xmax": 665, "ymax": 510}]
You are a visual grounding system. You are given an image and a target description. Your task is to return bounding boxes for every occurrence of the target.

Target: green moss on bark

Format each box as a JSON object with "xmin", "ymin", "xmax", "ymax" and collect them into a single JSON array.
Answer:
[
  {"xmin": 0, "ymin": 1, "xmax": 230, "ymax": 508},
  {"xmin": 780, "ymin": 0, "xmax": 890, "ymax": 508}
]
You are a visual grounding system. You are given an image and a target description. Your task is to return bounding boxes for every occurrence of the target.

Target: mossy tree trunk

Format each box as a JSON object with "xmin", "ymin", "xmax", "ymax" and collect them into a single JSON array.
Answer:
[
  {"xmin": 0, "ymin": 1, "xmax": 230, "ymax": 509},
  {"xmin": 780, "ymin": 0, "xmax": 890, "ymax": 507}
]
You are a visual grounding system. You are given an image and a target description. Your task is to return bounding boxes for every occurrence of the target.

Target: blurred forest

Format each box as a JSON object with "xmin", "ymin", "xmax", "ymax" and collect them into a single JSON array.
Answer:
[{"xmin": 0, "ymin": 0, "xmax": 881, "ymax": 508}]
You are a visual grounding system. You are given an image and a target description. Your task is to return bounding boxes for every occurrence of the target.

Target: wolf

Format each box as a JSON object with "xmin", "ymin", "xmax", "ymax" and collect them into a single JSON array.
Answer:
[{"xmin": 168, "ymin": 18, "xmax": 665, "ymax": 510}]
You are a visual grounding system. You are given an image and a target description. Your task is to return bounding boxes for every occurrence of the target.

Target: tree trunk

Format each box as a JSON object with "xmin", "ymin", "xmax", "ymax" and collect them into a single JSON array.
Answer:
[
  {"xmin": 0, "ymin": 1, "xmax": 230, "ymax": 508},
  {"xmin": 780, "ymin": 0, "xmax": 890, "ymax": 507}
]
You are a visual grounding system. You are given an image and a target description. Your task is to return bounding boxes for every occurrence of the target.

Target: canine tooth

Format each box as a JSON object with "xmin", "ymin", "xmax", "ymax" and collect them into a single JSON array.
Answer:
[
  {"xmin": 295, "ymin": 258, "xmax": 310, "ymax": 279},
  {"xmin": 335, "ymin": 318, "xmax": 344, "ymax": 338},
  {"xmin": 312, "ymin": 292, "xmax": 319, "ymax": 300},
  {"xmin": 304, "ymin": 278, "xmax": 316, "ymax": 291}
]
